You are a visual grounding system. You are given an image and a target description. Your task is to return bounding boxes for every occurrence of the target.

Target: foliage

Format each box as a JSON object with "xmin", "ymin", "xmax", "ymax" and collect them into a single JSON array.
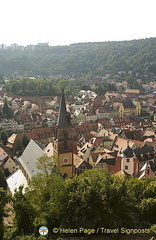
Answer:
[
  {"xmin": 27, "ymin": 155, "xmax": 64, "ymax": 235},
  {"xmin": 12, "ymin": 186, "xmax": 35, "ymax": 235},
  {"xmin": 2, "ymin": 98, "xmax": 14, "ymax": 119},
  {"xmin": 62, "ymin": 169, "xmax": 138, "ymax": 229},
  {"xmin": 0, "ymin": 130, "xmax": 8, "ymax": 145},
  {"xmin": 21, "ymin": 134, "xmax": 30, "ymax": 148},
  {"xmin": 13, "ymin": 138, "xmax": 23, "ymax": 154},
  {"xmin": 13, "ymin": 135, "xmax": 30, "ymax": 154},
  {"xmin": 0, "ymin": 188, "xmax": 8, "ymax": 239},
  {"xmin": 0, "ymin": 169, "xmax": 7, "ymax": 188},
  {"xmin": 3, "ymin": 159, "xmax": 156, "ymax": 238},
  {"xmin": 150, "ymin": 224, "xmax": 156, "ymax": 234},
  {"xmin": 0, "ymin": 38, "xmax": 155, "ymax": 84}
]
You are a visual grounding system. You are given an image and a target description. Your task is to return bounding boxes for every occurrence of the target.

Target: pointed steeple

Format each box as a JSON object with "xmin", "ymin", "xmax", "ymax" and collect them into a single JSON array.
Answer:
[{"xmin": 57, "ymin": 89, "xmax": 71, "ymax": 126}]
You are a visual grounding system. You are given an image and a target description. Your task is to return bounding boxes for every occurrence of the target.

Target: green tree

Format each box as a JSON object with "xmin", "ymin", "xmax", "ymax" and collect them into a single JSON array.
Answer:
[
  {"xmin": 0, "ymin": 130, "xmax": 8, "ymax": 145},
  {"xmin": 27, "ymin": 155, "xmax": 64, "ymax": 234},
  {"xmin": 139, "ymin": 198, "xmax": 156, "ymax": 224},
  {"xmin": 0, "ymin": 169, "xmax": 6, "ymax": 188},
  {"xmin": 2, "ymin": 98, "xmax": 13, "ymax": 119},
  {"xmin": 62, "ymin": 169, "xmax": 138, "ymax": 229},
  {"xmin": 13, "ymin": 138, "xmax": 23, "ymax": 154},
  {"xmin": 118, "ymin": 84, "xmax": 125, "ymax": 92},
  {"xmin": 0, "ymin": 188, "xmax": 8, "ymax": 239},
  {"xmin": 21, "ymin": 134, "xmax": 30, "ymax": 148},
  {"xmin": 12, "ymin": 186, "xmax": 35, "ymax": 235}
]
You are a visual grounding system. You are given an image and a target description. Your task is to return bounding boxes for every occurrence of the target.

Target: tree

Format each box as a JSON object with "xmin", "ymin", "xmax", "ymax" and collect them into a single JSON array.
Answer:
[
  {"xmin": 2, "ymin": 98, "xmax": 13, "ymax": 119},
  {"xmin": 118, "ymin": 84, "xmax": 125, "ymax": 92},
  {"xmin": 21, "ymin": 134, "xmax": 30, "ymax": 148},
  {"xmin": 0, "ymin": 169, "xmax": 6, "ymax": 188},
  {"xmin": 13, "ymin": 138, "xmax": 23, "ymax": 154},
  {"xmin": 12, "ymin": 186, "xmax": 35, "ymax": 235},
  {"xmin": 62, "ymin": 169, "xmax": 138, "ymax": 229},
  {"xmin": 139, "ymin": 198, "xmax": 156, "ymax": 224},
  {"xmin": 27, "ymin": 155, "xmax": 64, "ymax": 234},
  {"xmin": 0, "ymin": 130, "xmax": 8, "ymax": 145},
  {"xmin": 0, "ymin": 188, "xmax": 8, "ymax": 239}
]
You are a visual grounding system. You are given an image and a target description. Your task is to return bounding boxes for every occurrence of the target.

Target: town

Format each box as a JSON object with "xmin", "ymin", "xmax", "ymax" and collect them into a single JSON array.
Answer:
[
  {"xmin": 0, "ymin": 78, "xmax": 155, "ymax": 194},
  {"xmin": 0, "ymin": 69, "xmax": 156, "ymax": 239}
]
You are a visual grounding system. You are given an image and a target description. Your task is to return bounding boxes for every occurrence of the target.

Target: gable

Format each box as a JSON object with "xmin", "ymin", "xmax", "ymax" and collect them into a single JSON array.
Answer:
[{"xmin": 18, "ymin": 139, "xmax": 44, "ymax": 179}]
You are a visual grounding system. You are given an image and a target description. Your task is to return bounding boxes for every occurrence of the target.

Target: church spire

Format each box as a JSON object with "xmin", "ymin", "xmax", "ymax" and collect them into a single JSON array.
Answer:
[{"xmin": 57, "ymin": 89, "xmax": 71, "ymax": 126}]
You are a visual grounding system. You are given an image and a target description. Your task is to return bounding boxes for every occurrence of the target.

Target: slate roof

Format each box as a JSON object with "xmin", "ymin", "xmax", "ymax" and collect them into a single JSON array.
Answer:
[
  {"xmin": 122, "ymin": 101, "xmax": 135, "ymax": 108},
  {"xmin": 133, "ymin": 145, "xmax": 154, "ymax": 162},
  {"xmin": 57, "ymin": 89, "xmax": 71, "ymax": 126}
]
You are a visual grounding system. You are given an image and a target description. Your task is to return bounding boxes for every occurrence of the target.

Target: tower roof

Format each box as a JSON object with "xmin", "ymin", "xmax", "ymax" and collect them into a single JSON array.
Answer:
[
  {"xmin": 57, "ymin": 89, "xmax": 71, "ymax": 126},
  {"xmin": 122, "ymin": 140, "xmax": 134, "ymax": 158}
]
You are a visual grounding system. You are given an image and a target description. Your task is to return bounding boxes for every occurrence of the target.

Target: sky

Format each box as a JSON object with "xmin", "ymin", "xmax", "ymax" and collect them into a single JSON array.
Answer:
[{"xmin": 0, "ymin": 0, "xmax": 156, "ymax": 46}]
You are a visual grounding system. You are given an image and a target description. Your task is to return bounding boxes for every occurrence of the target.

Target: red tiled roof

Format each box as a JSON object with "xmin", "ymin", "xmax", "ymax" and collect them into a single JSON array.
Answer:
[
  {"xmin": 99, "ymin": 120, "xmax": 112, "ymax": 129},
  {"xmin": 15, "ymin": 128, "xmax": 53, "ymax": 142}
]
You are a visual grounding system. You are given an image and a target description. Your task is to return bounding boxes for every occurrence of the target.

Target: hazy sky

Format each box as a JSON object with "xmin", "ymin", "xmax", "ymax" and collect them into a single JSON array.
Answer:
[{"xmin": 1, "ymin": 0, "xmax": 156, "ymax": 46}]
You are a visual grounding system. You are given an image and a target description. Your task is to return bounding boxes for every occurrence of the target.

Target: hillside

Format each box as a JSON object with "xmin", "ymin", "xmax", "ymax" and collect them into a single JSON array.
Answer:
[{"xmin": 0, "ymin": 38, "xmax": 156, "ymax": 78}]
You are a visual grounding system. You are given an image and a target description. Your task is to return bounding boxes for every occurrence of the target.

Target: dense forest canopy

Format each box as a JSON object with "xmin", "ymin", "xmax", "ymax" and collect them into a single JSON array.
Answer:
[{"xmin": 0, "ymin": 38, "xmax": 156, "ymax": 78}]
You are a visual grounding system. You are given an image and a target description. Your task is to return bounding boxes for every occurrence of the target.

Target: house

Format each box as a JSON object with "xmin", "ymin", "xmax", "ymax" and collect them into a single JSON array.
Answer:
[
  {"xmin": 18, "ymin": 139, "xmax": 45, "ymax": 181},
  {"xmin": 93, "ymin": 152, "xmax": 116, "ymax": 170},
  {"xmin": 138, "ymin": 162, "xmax": 155, "ymax": 179},
  {"xmin": 6, "ymin": 169, "xmax": 28, "ymax": 195},
  {"xmin": 98, "ymin": 120, "xmax": 113, "ymax": 130},
  {"xmin": 29, "ymin": 103, "xmax": 39, "ymax": 113},
  {"xmin": 74, "ymin": 110, "xmax": 86, "ymax": 124},
  {"xmin": 6, "ymin": 138, "xmax": 56, "ymax": 195},
  {"xmin": 90, "ymin": 136, "xmax": 104, "ymax": 148},
  {"xmin": 116, "ymin": 100, "xmax": 141, "ymax": 117},
  {"xmin": 85, "ymin": 111, "xmax": 97, "ymax": 122},
  {"xmin": 22, "ymin": 101, "xmax": 31, "ymax": 111},
  {"xmin": 133, "ymin": 145, "xmax": 155, "ymax": 170},
  {"xmin": 118, "ymin": 129, "xmax": 144, "ymax": 141},
  {"xmin": 0, "ymin": 119, "xmax": 12, "ymax": 131},
  {"xmin": 96, "ymin": 107, "xmax": 108, "ymax": 120},
  {"xmin": 111, "ymin": 117, "xmax": 131, "ymax": 127},
  {"xmin": 74, "ymin": 154, "xmax": 92, "ymax": 175},
  {"xmin": 1, "ymin": 156, "xmax": 19, "ymax": 174},
  {"xmin": 103, "ymin": 106, "xmax": 117, "ymax": 118},
  {"xmin": 8, "ymin": 128, "xmax": 54, "ymax": 150},
  {"xmin": 0, "ymin": 146, "xmax": 18, "ymax": 174}
]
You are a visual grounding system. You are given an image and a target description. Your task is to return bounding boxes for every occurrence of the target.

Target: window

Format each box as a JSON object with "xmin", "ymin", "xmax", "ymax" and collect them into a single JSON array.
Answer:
[
  {"xmin": 125, "ymin": 166, "xmax": 128, "ymax": 170},
  {"xmin": 127, "ymin": 159, "xmax": 130, "ymax": 162}
]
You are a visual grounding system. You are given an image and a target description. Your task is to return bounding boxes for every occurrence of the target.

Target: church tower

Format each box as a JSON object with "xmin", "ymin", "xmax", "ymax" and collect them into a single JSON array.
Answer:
[
  {"xmin": 53, "ymin": 89, "xmax": 75, "ymax": 177},
  {"xmin": 120, "ymin": 140, "xmax": 138, "ymax": 177}
]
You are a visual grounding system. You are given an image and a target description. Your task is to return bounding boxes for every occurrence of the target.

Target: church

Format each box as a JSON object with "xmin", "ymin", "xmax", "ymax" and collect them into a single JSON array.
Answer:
[{"xmin": 52, "ymin": 89, "xmax": 77, "ymax": 177}]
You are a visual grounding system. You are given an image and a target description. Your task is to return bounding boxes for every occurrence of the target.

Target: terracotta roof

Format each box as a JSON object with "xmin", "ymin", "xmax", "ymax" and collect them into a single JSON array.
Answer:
[
  {"xmin": 124, "ymin": 89, "xmax": 140, "ymax": 94},
  {"xmin": 99, "ymin": 120, "xmax": 112, "ymax": 129},
  {"xmin": 90, "ymin": 152, "xmax": 104, "ymax": 162},
  {"xmin": 12, "ymin": 128, "xmax": 54, "ymax": 144}
]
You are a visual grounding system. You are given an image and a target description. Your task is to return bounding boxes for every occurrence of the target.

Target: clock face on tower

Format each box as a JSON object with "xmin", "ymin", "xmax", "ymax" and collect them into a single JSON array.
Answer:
[{"xmin": 63, "ymin": 157, "xmax": 69, "ymax": 164}]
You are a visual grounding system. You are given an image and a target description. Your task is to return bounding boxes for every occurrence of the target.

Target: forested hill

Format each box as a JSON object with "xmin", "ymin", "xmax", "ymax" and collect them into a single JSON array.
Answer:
[{"xmin": 0, "ymin": 37, "xmax": 156, "ymax": 78}]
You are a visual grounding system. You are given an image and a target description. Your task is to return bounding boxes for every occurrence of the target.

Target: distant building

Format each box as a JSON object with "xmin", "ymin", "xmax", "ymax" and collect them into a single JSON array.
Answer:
[{"xmin": 117, "ymin": 101, "xmax": 141, "ymax": 117}]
